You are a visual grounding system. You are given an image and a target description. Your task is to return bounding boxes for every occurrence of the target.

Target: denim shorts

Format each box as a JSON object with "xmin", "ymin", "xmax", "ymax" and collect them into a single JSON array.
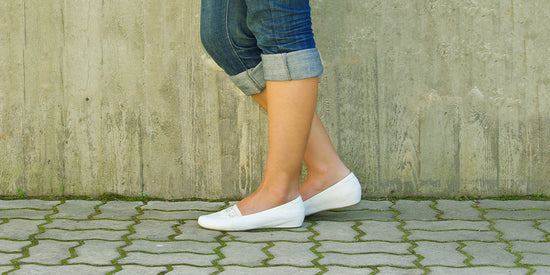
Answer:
[{"xmin": 200, "ymin": 0, "xmax": 324, "ymax": 96}]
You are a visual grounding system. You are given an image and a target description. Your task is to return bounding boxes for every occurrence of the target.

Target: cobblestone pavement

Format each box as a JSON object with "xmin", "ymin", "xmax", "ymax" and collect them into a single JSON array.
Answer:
[{"xmin": 0, "ymin": 199, "xmax": 549, "ymax": 274}]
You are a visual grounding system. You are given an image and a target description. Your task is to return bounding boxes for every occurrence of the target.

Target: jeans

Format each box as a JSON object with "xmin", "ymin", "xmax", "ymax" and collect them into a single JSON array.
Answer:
[{"xmin": 200, "ymin": 0, "xmax": 324, "ymax": 96}]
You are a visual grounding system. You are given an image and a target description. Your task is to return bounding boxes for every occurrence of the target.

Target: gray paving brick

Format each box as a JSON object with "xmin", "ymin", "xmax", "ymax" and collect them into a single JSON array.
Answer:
[
  {"xmin": 0, "ymin": 267, "xmax": 12, "ymax": 274},
  {"xmin": 218, "ymin": 242, "xmax": 267, "ymax": 266},
  {"xmin": 0, "ymin": 219, "xmax": 43, "ymax": 240},
  {"xmin": 478, "ymin": 200, "xmax": 550, "ymax": 210},
  {"xmin": 404, "ymin": 220, "xmax": 490, "ymax": 231},
  {"xmin": 493, "ymin": 220, "xmax": 546, "ymax": 241},
  {"xmin": 533, "ymin": 267, "xmax": 550, "ymax": 274},
  {"xmin": 324, "ymin": 266, "xmax": 373, "ymax": 274},
  {"xmin": 435, "ymin": 200, "xmax": 482, "ymax": 220},
  {"xmin": 168, "ymin": 266, "xmax": 219, "ymax": 274},
  {"xmin": 319, "ymin": 253, "xmax": 416, "ymax": 267},
  {"xmin": 485, "ymin": 210, "xmax": 550, "ymax": 220},
  {"xmin": 130, "ymin": 220, "xmax": 179, "ymax": 240},
  {"xmin": 175, "ymin": 220, "xmax": 222, "ymax": 241},
  {"xmin": 312, "ymin": 221, "xmax": 358, "ymax": 241},
  {"xmin": 94, "ymin": 201, "xmax": 142, "ymax": 220},
  {"xmin": 36, "ymin": 228, "xmax": 127, "ymax": 241},
  {"xmin": 415, "ymin": 241, "xmax": 466, "ymax": 267},
  {"xmin": 19, "ymin": 240, "xmax": 78, "ymax": 264},
  {"xmin": 393, "ymin": 200, "xmax": 438, "ymax": 220},
  {"xmin": 308, "ymin": 210, "xmax": 394, "ymax": 221},
  {"xmin": 510, "ymin": 241, "xmax": 550, "ymax": 253},
  {"xmin": 0, "ymin": 252, "xmax": 20, "ymax": 265},
  {"xmin": 10, "ymin": 264, "xmax": 115, "ymax": 275},
  {"xmin": 125, "ymin": 240, "xmax": 218, "ymax": 254},
  {"xmin": 428, "ymin": 267, "xmax": 529, "ymax": 275},
  {"xmin": 139, "ymin": 210, "xmax": 210, "ymax": 220},
  {"xmin": 0, "ymin": 240, "xmax": 31, "ymax": 252},
  {"xmin": 0, "ymin": 200, "xmax": 59, "ymax": 210},
  {"xmin": 268, "ymin": 242, "xmax": 317, "ymax": 266},
  {"xmin": 358, "ymin": 221, "xmax": 404, "ymax": 241},
  {"xmin": 117, "ymin": 265, "xmax": 168, "ymax": 275},
  {"xmin": 118, "ymin": 252, "xmax": 217, "ymax": 266},
  {"xmin": 317, "ymin": 241, "xmax": 410, "ymax": 254},
  {"xmin": 142, "ymin": 201, "xmax": 225, "ymax": 211},
  {"xmin": 228, "ymin": 230, "xmax": 312, "ymax": 242},
  {"xmin": 519, "ymin": 253, "xmax": 550, "ymax": 265},
  {"xmin": 377, "ymin": 267, "xmax": 425, "ymax": 275},
  {"xmin": 538, "ymin": 220, "xmax": 550, "ymax": 233},
  {"xmin": 220, "ymin": 266, "xmax": 318, "ymax": 275},
  {"xmin": 408, "ymin": 230, "xmax": 499, "ymax": 241},
  {"xmin": 462, "ymin": 241, "xmax": 516, "ymax": 266},
  {"xmin": 44, "ymin": 219, "xmax": 133, "ymax": 230},
  {"xmin": 67, "ymin": 240, "xmax": 125, "ymax": 265},
  {"xmin": 0, "ymin": 209, "xmax": 52, "ymax": 219},
  {"xmin": 338, "ymin": 200, "xmax": 393, "ymax": 211},
  {"xmin": 50, "ymin": 200, "xmax": 101, "ymax": 219}
]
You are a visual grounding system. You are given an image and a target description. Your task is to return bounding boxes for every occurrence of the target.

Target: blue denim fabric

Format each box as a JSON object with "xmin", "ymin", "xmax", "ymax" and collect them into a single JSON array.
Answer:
[{"xmin": 200, "ymin": 0, "xmax": 324, "ymax": 96}]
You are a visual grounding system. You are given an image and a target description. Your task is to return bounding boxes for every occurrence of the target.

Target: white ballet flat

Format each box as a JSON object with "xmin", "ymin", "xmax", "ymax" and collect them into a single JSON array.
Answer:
[
  {"xmin": 198, "ymin": 196, "xmax": 305, "ymax": 231},
  {"xmin": 304, "ymin": 172, "xmax": 362, "ymax": 216}
]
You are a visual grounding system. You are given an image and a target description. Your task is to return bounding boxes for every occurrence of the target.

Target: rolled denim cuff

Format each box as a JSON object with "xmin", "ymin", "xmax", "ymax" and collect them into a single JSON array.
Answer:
[
  {"xmin": 261, "ymin": 48, "xmax": 324, "ymax": 81},
  {"xmin": 229, "ymin": 62, "xmax": 266, "ymax": 96}
]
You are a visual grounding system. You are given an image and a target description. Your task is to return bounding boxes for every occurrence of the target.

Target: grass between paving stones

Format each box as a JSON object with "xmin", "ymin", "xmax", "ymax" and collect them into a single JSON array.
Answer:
[
  {"xmin": 107, "ymin": 202, "xmax": 141, "ymax": 275},
  {"xmin": 211, "ymin": 232, "xmax": 227, "ymax": 274},
  {"xmin": 306, "ymin": 221, "xmax": 327, "ymax": 273}
]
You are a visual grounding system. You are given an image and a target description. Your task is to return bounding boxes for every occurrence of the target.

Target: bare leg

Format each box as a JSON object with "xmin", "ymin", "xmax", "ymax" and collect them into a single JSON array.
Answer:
[
  {"xmin": 250, "ymin": 83, "xmax": 351, "ymax": 203},
  {"xmin": 236, "ymin": 77, "xmax": 318, "ymax": 215}
]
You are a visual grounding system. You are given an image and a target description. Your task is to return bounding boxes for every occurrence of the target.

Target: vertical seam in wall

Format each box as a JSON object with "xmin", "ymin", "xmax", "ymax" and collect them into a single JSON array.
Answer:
[{"xmin": 374, "ymin": 47, "xmax": 381, "ymax": 188}]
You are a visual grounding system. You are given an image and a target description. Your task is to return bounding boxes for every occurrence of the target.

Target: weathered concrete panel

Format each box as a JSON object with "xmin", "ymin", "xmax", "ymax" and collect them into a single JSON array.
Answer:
[{"xmin": 0, "ymin": 0, "xmax": 548, "ymax": 199}]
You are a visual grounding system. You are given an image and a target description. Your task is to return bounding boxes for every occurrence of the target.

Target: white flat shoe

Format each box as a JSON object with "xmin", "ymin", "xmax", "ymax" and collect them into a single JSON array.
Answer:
[
  {"xmin": 304, "ymin": 172, "xmax": 362, "ymax": 216},
  {"xmin": 198, "ymin": 196, "xmax": 305, "ymax": 231}
]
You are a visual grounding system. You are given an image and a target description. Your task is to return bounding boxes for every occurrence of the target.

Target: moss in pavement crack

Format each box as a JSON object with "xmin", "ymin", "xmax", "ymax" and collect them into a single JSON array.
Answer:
[
  {"xmin": 307, "ymin": 221, "xmax": 327, "ymax": 274},
  {"xmin": 211, "ymin": 232, "xmax": 227, "ymax": 274},
  {"xmin": 107, "ymin": 202, "xmax": 142, "ymax": 275},
  {"xmin": 261, "ymin": 241, "xmax": 275, "ymax": 266}
]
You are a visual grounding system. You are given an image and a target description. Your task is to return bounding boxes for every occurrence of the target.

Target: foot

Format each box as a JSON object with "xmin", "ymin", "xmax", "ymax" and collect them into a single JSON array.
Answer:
[
  {"xmin": 299, "ymin": 167, "xmax": 351, "ymax": 201},
  {"xmin": 301, "ymin": 172, "xmax": 362, "ymax": 216}
]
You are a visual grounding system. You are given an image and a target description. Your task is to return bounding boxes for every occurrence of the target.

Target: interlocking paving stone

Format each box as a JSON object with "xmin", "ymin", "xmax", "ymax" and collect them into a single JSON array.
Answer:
[
  {"xmin": 139, "ymin": 210, "xmax": 209, "ymax": 220},
  {"xmin": 428, "ymin": 267, "xmax": 530, "ymax": 275},
  {"xmin": 168, "ymin": 266, "xmax": 219, "ymax": 274},
  {"xmin": 319, "ymin": 253, "xmax": 416, "ymax": 267},
  {"xmin": 537, "ymin": 220, "xmax": 550, "ymax": 233},
  {"xmin": 0, "ymin": 240, "xmax": 31, "ymax": 252},
  {"xmin": 117, "ymin": 265, "xmax": 168, "ymax": 275},
  {"xmin": 415, "ymin": 241, "xmax": 466, "ymax": 267},
  {"xmin": 0, "ymin": 267, "xmax": 13, "ymax": 274},
  {"xmin": 393, "ymin": 200, "xmax": 438, "ymax": 220},
  {"xmin": 519, "ymin": 253, "xmax": 550, "ymax": 265},
  {"xmin": 478, "ymin": 200, "xmax": 550, "ymax": 210},
  {"xmin": 10, "ymin": 264, "xmax": 115, "ymax": 274},
  {"xmin": 403, "ymin": 220, "xmax": 490, "ymax": 231},
  {"xmin": 408, "ymin": 230, "xmax": 499, "ymax": 241},
  {"xmin": 484, "ymin": 210, "xmax": 550, "ymax": 220},
  {"xmin": 125, "ymin": 240, "xmax": 218, "ymax": 254},
  {"xmin": 218, "ymin": 242, "xmax": 267, "ymax": 266},
  {"xmin": 324, "ymin": 266, "xmax": 373, "ymax": 274},
  {"xmin": 377, "ymin": 267, "xmax": 425, "ymax": 275},
  {"xmin": 130, "ymin": 220, "xmax": 180, "ymax": 240},
  {"xmin": 118, "ymin": 252, "xmax": 217, "ymax": 266},
  {"xmin": 357, "ymin": 221, "xmax": 404, "ymax": 241},
  {"xmin": 268, "ymin": 241, "xmax": 317, "ymax": 266},
  {"xmin": 312, "ymin": 221, "xmax": 358, "ymax": 241},
  {"xmin": 0, "ymin": 209, "xmax": 52, "ymax": 219},
  {"xmin": 317, "ymin": 241, "xmax": 410, "ymax": 254},
  {"xmin": 220, "ymin": 266, "xmax": 319, "ymax": 275},
  {"xmin": 462, "ymin": 241, "xmax": 517, "ymax": 266},
  {"xmin": 228, "ymin": 230, "xmax": 312, "ymax": 242},
  {"xmin": 533, "ymin": 267, "xmax": 550, "ymax": 274},
  {"xmin": 0, "ymin": 200, "xmax": 59, "ymax": 209},
  {"xmin": 142, "ymin": 201, "xmax": 225, "ymax": 211},
  {"xmin": 175, "ymin": 220, "xmax": 222, "ymax": 241},
  {"xmin": 67, "ymin": 240, "xmax": 125, "ymax": 265},
  {"xmin": 44, "ymin": 219, "xmax": 133, "ymax": 230},
  {"xmin": 435, "ymin": 200, "xmax": 483, "ymax": 220},
  {"xmin": 36, "ymin": 229, "xmax": 128, "ymax": 241},
  {"xmin": 94, "ymin": 201, "xmax": 142, "ymax": 220},
  {"xmin": 493, "ymin": 220, "xmax": 546, "ymax": 241},
  {"xmin": 307, "ymin": 209, "xmax": 395, "ymax": 221},
  {"xmin": 0, "ymin": 253, "xmax": 20, "ymax": 265},
  {"xmin": 50, "ymin": 200, "xmax": 101, "ymax": 219},
  {"xmin": 0, "ymin": 219, "xmax": 43, "ymax": 240},
  {"xmin": 510, "ymin": 241, "xmax": 550, "ymax": 253},
  {"xmin": 19, "ymin": 240, "xmax": 78, "ymax": 264}
]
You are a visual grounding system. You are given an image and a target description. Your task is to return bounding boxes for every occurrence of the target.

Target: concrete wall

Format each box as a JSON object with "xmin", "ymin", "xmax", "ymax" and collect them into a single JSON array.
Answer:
[{"xmin": 1, "ymin": 0, "xmax": 549, "ymax": 199}]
